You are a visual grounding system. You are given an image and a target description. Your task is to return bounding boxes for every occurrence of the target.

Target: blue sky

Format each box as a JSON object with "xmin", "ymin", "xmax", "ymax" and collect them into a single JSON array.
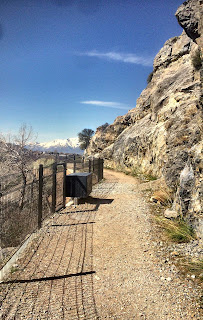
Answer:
[{"xmin": 0, "ymin": 0, "xmax": 183, "ymax": 142}]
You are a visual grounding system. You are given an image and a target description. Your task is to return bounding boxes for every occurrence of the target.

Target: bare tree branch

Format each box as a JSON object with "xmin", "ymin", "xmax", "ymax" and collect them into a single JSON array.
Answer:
[{"xmin": 0, "ymin": 124, "xmax": 36, "ymax": 175}]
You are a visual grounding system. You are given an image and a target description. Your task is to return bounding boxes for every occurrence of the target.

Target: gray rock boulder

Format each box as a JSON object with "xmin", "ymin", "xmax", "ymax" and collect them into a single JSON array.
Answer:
[
  {"xmin": 164, "ymin": 209, "xmax": 179, "ymax": 219},
  {"xmin": 175, "ymin": 0, "xmax": 201, "ymax": 42}
]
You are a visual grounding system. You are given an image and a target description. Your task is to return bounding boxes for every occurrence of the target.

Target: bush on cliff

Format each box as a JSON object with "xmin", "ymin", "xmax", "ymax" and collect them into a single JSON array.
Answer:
[
  {"xmin": 191, "ymin": 50, "xmax": 201, "ymax": 70},
  {"xmin": 147, "ymin": 71, "xmax": 153, "ymax": 84}
]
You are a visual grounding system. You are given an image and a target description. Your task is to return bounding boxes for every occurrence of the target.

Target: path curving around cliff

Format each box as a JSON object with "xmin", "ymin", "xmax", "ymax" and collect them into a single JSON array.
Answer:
[
  {"xmin": 92, "ymin": 169, "xmax": 201, "ymax": 319},
  {"xmin": 0, "ymin": 169, "xmax": 201, "ymax": 319}
]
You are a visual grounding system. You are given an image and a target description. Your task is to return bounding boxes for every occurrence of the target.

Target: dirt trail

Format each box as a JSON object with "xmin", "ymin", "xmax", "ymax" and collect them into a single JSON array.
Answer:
[{"xmin": 0, "ymin": 169, "xmax": 201, "ymax": 319}]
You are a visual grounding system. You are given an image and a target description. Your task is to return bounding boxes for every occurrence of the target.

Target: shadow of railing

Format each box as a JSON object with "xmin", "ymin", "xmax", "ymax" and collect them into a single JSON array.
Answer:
[
  {"xmin": 2, "ymin": 271, "xmax": 96, "ymax": 285},
  {"xmin": 50, "ymin": 222, "xmax": 96, "ymax": 227},
  {"xmin": 57, "ymin": 197, "xmax": 114, "ymax": 215},
  {"xmin": 0, "ymin": 199, "xmax": 102, "ymax": 319},
  {"xmin": 0, "ymin": 177, "xmax": 117, "ymax": 320}
]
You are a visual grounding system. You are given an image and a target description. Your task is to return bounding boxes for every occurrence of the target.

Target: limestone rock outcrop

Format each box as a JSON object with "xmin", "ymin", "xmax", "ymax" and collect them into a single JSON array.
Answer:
[
  {"xmin": 175, "ymin": 0, "xmax": 202, "ymax": 43},
  {"xmin": 86, "ymin": 0, "xmax": 202, "ymax": 238}
]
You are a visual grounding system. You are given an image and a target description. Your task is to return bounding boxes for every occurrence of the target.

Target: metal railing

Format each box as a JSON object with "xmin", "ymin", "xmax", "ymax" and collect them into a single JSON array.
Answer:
[
  {"xmin": 0, "ymin": 157, "xmax": 103, "ymax": 268},
  {"xmin": 73, "ymin": 157, "xmax": 103, "ymax": 184}
]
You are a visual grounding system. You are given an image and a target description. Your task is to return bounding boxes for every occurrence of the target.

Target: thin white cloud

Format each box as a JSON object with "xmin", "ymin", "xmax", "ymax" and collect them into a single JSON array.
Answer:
[
  {"xmin": 81, "ymin": 51, "xmax": 153, "ymax": 66},
  {"xmin": 80, "ymin": 100, "xmax": 130, "ymax": 110}
]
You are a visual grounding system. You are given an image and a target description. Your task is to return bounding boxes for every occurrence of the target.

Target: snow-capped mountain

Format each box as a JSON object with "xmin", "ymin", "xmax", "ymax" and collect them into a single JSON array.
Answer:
[{"xmin": 27, "ymin": 138, "xmax": 83, "ymax": 154}]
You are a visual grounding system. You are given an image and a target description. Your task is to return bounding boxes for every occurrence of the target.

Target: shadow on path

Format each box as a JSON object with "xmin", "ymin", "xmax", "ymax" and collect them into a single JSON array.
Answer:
[
  {"xmin": 0, "ymin": 179, "xmax": 116, "ymax": 319},
  {"xmin": 0, "ymin": 198, "xmax": 113, "ymax": 319},
  {"xmin": 2, "ymin": 271, "xmax": 96, "ymax": 285}
]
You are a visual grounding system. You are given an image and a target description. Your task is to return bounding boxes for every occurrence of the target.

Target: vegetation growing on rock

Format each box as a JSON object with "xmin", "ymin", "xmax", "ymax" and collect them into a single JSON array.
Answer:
[
  {"xmin": 147, "ymin": 71, "xmax": 153, "ymax": 84},
  {"xmin": 155, "ymin": 216, "xmax": 196, "ymax": 243},
  {"xmin": 96, "ymin": 122, "xmax": 109, "ymax": 132},
  {"xmin": 86, "ymin": 0, "xmax": 202, "ymax": 240},
  {"xmin": 78, "ymin": 128, "xmax": 94, "ymax": 150},
  {"xmin": 191, "ymin": 49, "xmax": 202, "ymax": 70}
]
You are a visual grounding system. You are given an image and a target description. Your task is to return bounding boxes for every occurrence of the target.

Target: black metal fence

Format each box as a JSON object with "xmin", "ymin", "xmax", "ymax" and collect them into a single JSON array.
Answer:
[
  {"xmin": 73, "ymin": 157, "xmax": 103, "ymax": 184},
  {"xmin": 0, "ymin": 157, "xmax": 103, "ymax": 268}
]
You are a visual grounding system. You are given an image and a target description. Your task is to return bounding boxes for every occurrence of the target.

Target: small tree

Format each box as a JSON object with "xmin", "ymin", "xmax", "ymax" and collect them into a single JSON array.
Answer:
[
  {"xmin": 0, "ymin": 124, "xmax": 35, "ymax": 172},
  {"xmin": 97, "ymin": 122, "xmax": 109, "ymax": 132},
  {"xmin": 0, "ymin": 124, "xmax": 36, "ymax": 208},
  {"xmin": 78, "ymin": 128, "xmax": 94, "ymax": 150}
]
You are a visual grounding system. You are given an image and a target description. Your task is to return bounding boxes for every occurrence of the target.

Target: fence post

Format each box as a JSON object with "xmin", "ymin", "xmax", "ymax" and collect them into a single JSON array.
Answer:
[
  {"xmin": 101, "ymin": 158, "xmax": 104, "ymax": 179},
  {"xmin": 89, "ymin": 159, "xmax": 91, "ymax": 173},
  {"xmin": 73, "ymin": 155, "xmax": 76, "ymax": 173},
  {"xmin": 63, "ymin": 162, "xmax": 66, "ymax": 208},
  {"xmin": 82, "ymin": 156, "xmax": 84, "ymax": 170},
  {"xmin": 38, "ymin": 164, "xmax": 43, "ymax": 229},
  {"xmin": 93, "ymin": 158, "xmax": 95, "ymax": 173},
  {"xmin": 52, "ymin": 162, "xmax": 57, "ymax": 213},
  {"xmin": 98, "ymin": 158, "xmax": 100, "ymax": 182}
]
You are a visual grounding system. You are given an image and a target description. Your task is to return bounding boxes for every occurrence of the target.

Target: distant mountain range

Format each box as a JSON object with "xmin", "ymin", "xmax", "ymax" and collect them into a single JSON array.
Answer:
[{"xmin": 27, "ymin": 138, "xmax": 83, "ymax": 154}]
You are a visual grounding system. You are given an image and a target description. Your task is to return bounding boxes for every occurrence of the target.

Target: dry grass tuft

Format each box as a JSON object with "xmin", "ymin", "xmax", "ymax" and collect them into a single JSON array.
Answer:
[
  {"xmin": 151, "ymin": 189, "xmax": 172, "ymax": 206},
  {"xmin": 165, "ymin": 119, "xmax": 174, "ymax": 130},
  {"xmin": 155, "ymin": 216, "xmax": 196, "ymax": 243},
  {"xmin": 184, "ymin": 105, "xmax": 198, "ymax": 117},
  {"xmin": 173, "ymin": 135, "xmax": 189, "ymax": 146},
  {"xmin": 181, "ymin": 259, "xmax": 203, "ymax": 279}
]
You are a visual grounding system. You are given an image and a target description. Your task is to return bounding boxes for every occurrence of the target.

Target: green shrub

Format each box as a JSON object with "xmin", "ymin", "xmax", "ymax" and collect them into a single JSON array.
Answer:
[
  {"xmin": 143, "ymin": 174, "xmax": 157, "ymax": 181},
  {"xmin": 10, "ymin": 266, "xmax": 18, "ymax": 274},
  {"xmin": 191, "ymin": 50, "xmax": 202, "ymax": 70}
]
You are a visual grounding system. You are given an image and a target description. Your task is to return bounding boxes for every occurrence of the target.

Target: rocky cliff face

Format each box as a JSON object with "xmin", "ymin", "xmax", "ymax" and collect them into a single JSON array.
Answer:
[
  {"xmin": 86, "ymin": 0, "xmax": 202, "ymax": 238},
  {"xmin": 175, "ymin": 0, "xmax": 202, "ymax": 44}
]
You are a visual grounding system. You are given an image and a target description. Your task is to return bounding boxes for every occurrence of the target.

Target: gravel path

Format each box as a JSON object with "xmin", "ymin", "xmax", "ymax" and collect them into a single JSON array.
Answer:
[{"xmin": 0, "ymin": 169, "xmax": 202, "ymax": 319}]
